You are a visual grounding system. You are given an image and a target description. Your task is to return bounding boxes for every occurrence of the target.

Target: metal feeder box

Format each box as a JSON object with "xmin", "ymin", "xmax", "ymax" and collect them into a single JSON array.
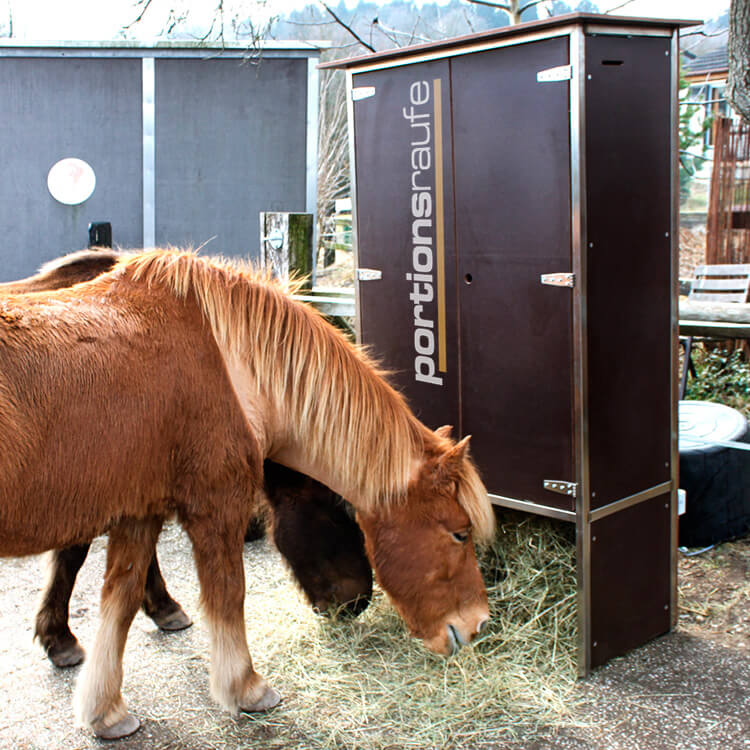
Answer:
[{"xmin": 324, "ymin": 12, "xmax": 696, "ymax": 674}]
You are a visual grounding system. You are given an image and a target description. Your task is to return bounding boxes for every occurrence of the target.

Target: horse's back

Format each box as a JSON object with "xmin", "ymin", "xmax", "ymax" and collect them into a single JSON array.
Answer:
[{"xmin": 0, "ymin": 277, "xmax": 262, "ymax": 556}]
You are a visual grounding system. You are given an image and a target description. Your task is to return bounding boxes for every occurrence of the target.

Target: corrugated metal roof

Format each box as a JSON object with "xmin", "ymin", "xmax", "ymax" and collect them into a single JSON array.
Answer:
[{"xmin": 683, "ymin": 48, "xmax": 729, "ymax": 75}]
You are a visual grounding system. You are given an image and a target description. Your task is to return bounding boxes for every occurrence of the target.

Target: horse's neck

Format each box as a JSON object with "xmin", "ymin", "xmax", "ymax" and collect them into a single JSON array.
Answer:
[
  {"xmin": 268, "ymin": 441, "xmax": 424, "ymax": 509},
  {"xmin": 267, "ymin": 445, "xmax": 355, "ymax": 503}
]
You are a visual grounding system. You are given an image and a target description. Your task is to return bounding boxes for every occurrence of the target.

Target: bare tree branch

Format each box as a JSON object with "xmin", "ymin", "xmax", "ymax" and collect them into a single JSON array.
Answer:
[
  {"xmin": 602, "ymin": 0, "xmax": 636, "ymax": 13},
  {"xmin": 680, "ymin": 29, "xmax": 730, "ymax": 39},
  {"xmin": 520, "ymin": 0, "xmax": 553, "ymax": 12},
  {"xmin": 463, "ymin": 0, "xmax": 548, "ymax": 24},
  {"xmin": 464, "ymin": 0, "xmax": 511, "ymax": 12},
  {"xmin": 372, "ymin": 17, "xmax": 431, "ymax": 46},
  {"xmin": 320, "ymin": 2, "xmax": 376, "ymax": 52},
  {"xmin": 124, "ymin": 0, "xmax": 155, "ymax": 30}
]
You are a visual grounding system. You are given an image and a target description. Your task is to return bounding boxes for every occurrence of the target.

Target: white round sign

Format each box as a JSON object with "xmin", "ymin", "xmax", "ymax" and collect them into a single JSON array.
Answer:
[{"xmin": 47, "ymin": 158, "xmax": 96, "ymax": 205}]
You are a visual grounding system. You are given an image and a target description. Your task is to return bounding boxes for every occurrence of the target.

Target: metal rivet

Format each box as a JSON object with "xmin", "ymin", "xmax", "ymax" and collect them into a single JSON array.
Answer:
[
  {"xmin": 587, "ymin": 74, "xmax": 592, "ymax": 80},
  {"xmin": 592, "ymin": 491, "xmax": 596, "ymax": 497},
  {"xmin": 665, "ymin": 231, "xmax": 670, "ymax": 237},
  {"xmin": 664, "ymin": 605, "xmax": 669, "ymax": 610},
  {"xmin": 592, "ymin": 536, "xmax": 597, "ymax": 542},
  {"xmin": 593, "ymin": 641, "xmax": 598, "ymax": 647},
  {"xmin": 665, "ymin": 503, "xmax": 669, "ymax": 509}
]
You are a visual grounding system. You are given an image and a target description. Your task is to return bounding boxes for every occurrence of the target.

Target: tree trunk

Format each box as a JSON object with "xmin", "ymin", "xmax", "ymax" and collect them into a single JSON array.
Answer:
[
  {"xmin": 680, "ymin": 300, "xmax": 750, "ymax": 323},
  {"xmin": 510, "ymin": 0, "xmax": 522, "ymax": 24},
  {"xmin": 729, "ymin": 0, "xmax": 750, "ymax": 123}
]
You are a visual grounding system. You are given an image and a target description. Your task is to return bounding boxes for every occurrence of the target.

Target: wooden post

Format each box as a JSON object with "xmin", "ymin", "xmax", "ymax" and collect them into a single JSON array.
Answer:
[{"xmin": 260, "ymin": 212, "xmax": 314, "ymax": 289}]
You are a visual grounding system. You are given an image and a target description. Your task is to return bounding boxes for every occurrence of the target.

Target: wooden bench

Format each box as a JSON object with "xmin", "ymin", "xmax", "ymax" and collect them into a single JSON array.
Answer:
[
  {"xmin": 680, "ymin": 264, "xmax": 750, "ymax": 397},
  {"xmin": 687, "ymin": 263, "xmax": 750, "ymax": 303}
]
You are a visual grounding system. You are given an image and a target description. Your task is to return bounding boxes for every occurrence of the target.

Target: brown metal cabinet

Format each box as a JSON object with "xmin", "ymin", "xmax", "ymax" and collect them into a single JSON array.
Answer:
[{"xmin": 324, "ymin": 13, "xmax": 696, "ymax": 674}]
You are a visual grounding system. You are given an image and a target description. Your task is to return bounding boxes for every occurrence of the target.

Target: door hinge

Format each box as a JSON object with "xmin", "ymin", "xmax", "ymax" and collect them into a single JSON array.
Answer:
[
  {"xmin": 541, "ymin": 272, "xmax": 575, "ymax": 288},
  {"xmin": 357, "ymin": 268, "xmax": 382, "ymax": 281},
  {"xmin": 351, "ymin": 86, "xmax": 376, "ymax": 101},
  {"xmin": 543, "ymin": 480, "xmax": 578, "ymax": 498},
  {"xmin": 537, "ymin": 64, "xmax": 573, "ymax": 83}
]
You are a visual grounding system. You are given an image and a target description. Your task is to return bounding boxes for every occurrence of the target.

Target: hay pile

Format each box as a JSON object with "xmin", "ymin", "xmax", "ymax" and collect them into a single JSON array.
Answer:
[{"xmin": 241, "ymin": 510, "xmax": 579, "ymax": 749}]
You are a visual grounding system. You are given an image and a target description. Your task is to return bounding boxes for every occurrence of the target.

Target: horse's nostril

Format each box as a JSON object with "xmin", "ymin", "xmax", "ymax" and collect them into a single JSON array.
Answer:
[{"xmin": 477, "ymin": 617, "xmax": 490, "ymax": 634}]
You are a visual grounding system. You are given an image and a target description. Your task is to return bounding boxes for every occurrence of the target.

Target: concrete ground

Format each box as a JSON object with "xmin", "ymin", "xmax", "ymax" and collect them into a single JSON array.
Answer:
[{"xmin": 0, "ymin": 523, "xmax": 747, "ymax": 750}]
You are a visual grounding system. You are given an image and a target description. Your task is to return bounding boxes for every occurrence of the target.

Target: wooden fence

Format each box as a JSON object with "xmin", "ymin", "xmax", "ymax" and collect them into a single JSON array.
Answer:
[{"xmin": 707, "ymin": 117, "xmax": 750, "ymax": 264}]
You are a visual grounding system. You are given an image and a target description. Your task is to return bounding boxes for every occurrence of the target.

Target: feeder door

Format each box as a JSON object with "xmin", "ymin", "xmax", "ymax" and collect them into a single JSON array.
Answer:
[
  {"xmin": 351, "ymin": 61, "xmax": 460, "ymax": 432},
  {"xmin": 451, "ymin": 37, "xmax": 575, "ymax": 509}
]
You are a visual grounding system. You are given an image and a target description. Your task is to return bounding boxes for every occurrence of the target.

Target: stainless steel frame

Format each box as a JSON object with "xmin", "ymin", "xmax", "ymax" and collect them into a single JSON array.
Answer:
[
  {"xmin": 346, "ymin": 68, "xmax": 364, "ymax": 341},
  {"xmin": 669, "ymin": 28, "xmax": 681, "ymax": 629},
  {"xmin": 588, "ymin": 481, "xmax": 674, "ymax": 523},
  {"xmin": 306, "ymin": 56, "xmax": 320, "ymax": 283},
  {"xmin": 488, "ymin": 493, "xmax": 576, "ymax": 522},
  {"xmin": 142, "ymin": 56, "xmax": 156, "ymax": 249},
  {"xmin": 569, "ymin": 25, "xmax": 591, "ymax": 677}
]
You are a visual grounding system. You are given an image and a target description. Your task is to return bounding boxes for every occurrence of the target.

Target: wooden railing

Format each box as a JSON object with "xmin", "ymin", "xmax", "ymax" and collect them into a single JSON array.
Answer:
[{"xmin": 707, "ymin": 117, "xmax": 750, "ymax": 265}]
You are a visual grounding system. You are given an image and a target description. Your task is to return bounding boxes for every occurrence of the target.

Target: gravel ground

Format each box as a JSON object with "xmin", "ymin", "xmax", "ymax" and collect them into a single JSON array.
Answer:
[{"xmin": 0, "ymin": 523, "xmax": 747, "ymax": 750}]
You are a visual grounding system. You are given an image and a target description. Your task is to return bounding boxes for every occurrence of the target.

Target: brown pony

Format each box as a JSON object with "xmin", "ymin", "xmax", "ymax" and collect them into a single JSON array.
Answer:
[
  {"xmin": 32, "ymin": 461, "xmax": 370, "ymax": 668},
  {"xmin": 0, "ymin": 249, "xmax": 494, "ymax": 739},
  {"xmin": 2, "ymin": 250, "xmax": 372, "ymax": 667}
]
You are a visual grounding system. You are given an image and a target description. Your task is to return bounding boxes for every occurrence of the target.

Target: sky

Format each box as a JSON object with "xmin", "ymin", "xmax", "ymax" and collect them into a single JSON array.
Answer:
[{"xmin": 0, "ymin": 0, "xmax": 730, "ymax": 41}]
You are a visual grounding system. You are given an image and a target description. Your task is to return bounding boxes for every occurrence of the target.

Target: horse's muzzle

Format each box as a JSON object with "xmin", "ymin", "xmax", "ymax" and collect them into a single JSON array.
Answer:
[{"xmin": 446, "ymin": 616, "xmax": 490, "ymax": 655}]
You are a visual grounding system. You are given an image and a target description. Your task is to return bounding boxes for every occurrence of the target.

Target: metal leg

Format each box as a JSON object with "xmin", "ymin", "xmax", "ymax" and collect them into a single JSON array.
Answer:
[{"xmin": 679, "ymin": 336, "xmax": 693, "ymax": 400}]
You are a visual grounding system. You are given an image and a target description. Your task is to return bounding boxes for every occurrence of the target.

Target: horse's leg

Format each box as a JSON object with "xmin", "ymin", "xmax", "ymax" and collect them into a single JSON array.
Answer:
[
  {"xmin": 141, "ymin": 552, "xmax": 193, "ymax": 631},
  {"xmin": 74, "ymin": 517, "xmax": 161, "ymax": 739},
  {"xmin": 35, "ymin": 544, "xmax": 89, "ymax": 667},
  {"xmin": 184, "ymin": 514, "xmax": 281, "ymax": 714}
]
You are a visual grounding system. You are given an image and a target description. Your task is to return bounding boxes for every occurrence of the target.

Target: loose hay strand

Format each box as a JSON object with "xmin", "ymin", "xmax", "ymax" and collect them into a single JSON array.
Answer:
[{"xmin": 239, "ymin": 510, "xmax": 579, "ymax": 749}]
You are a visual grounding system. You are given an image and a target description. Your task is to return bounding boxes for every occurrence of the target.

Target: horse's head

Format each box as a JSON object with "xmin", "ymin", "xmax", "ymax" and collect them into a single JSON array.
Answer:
[
  {"xmin": 263, "ymin": 461, "xmax": 373, "ymax": 617},
  {"xmin": 356, "ymin": 427, "xmax": 494, "ymax": 655}
]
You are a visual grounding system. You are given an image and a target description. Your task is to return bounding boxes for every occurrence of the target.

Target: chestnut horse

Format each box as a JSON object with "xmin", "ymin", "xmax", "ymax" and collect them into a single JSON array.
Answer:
[
  {"xmin": 1, "ymin": 250, "xmax": 372, "ymax": 667},
  {"xmin": 0, "ymin": 249, "xmax": 494, "ymax": 738},
  {"xmin": 32, "ymin": 461, "xmax": 370, "ymax": 667}
]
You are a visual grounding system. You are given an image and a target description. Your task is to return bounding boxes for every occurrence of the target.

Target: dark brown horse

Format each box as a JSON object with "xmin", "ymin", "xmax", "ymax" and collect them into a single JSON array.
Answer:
[
  {"xmin": 2, "ymin": 250, "xmax": 372, "ymax": 668},
  {"xmin": 0, "ymin": 249, "xmax": 494, "ymax": 738}
]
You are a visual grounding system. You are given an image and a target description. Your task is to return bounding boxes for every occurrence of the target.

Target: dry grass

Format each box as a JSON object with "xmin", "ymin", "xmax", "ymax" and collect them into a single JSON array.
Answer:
[{"xmin": 235, "ymin": 510, "xmax": 579, "ymax": 749}]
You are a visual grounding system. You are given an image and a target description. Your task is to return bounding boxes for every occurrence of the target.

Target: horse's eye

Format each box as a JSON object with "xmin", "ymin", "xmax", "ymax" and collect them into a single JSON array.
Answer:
[{"xmin": 452, "ymin": 530, "xmax": 469, "ymax": 544}]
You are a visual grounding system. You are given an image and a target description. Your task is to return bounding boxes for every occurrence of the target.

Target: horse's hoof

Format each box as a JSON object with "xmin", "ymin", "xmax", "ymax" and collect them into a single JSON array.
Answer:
[
  {"xmin": 93, "ymin": 713, "xmax": 141, "ymax": 739},
  {"xmin": 241, "ymin": 685, "xmax": 282, "ymax": 713},
  {"xmin": 153, "ymin": 608, "xmax": 193, "ymax": 631},
  {"xmin": 48, "ymin": 642, "xmax": 86, "ymax": 668}
]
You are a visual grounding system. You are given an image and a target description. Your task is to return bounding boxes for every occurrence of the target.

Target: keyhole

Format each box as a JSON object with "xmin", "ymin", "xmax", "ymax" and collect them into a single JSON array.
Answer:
[{"xmin": 464, "ymin": 273, "xmax": 473, "ymax": 284}]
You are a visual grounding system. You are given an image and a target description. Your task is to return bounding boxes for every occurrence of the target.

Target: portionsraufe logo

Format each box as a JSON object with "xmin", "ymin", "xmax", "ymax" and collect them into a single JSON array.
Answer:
[{"xmin": 403, "ymin": 80, "xmax": 442, "ymax": 386}]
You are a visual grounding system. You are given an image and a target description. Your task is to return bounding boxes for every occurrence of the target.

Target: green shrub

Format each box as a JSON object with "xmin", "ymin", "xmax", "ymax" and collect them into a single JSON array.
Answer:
[{"xmin": 685, "ymin": 346, "xmax": 750, "ymax": 417}]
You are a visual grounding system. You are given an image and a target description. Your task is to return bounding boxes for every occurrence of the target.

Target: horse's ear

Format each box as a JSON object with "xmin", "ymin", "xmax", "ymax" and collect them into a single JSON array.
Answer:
[
  {"xmin": 435, "ymin": 425, "xmax": 453, "ymax": 439},
  {"xmin": 439, "ymin": 435, "xmax": 471, "ymax": 474},
  {"xmin": 452, "ymin": 435, "xmax": 471, "ymax": 459}
]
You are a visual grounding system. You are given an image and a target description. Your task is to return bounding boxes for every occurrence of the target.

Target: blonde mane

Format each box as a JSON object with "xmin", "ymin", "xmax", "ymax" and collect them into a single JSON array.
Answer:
[
  {"xmin": 120, "ymin": 250, "xmax": 422, "ymax": 507},
  {"xmin": 116, "ymin": 249, "xmax": 494, "ymax": 539}
]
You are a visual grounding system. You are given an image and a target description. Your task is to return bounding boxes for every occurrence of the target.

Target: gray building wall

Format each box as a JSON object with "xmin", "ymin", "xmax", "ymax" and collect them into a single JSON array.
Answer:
[
  {"xmin": 0, "ymin": 44, "xmax": 318, "ymax": 283},
  {"xmin": 0, "ymin": 56, "xmax": 143, "ymax": 281},
  {"xmin": 155, "ymin": 57, "xmax": 307, "ymax": 256}
]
